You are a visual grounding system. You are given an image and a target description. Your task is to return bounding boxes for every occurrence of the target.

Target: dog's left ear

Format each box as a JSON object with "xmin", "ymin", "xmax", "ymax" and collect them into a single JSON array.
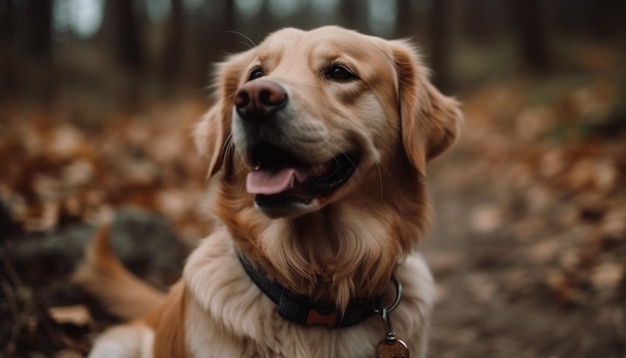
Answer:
[{"xmin": 390, "ymin": 40, "xmax": 463, "ymax": 175}]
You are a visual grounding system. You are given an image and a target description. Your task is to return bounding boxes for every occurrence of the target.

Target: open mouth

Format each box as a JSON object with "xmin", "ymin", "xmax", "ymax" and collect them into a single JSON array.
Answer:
[{"xmin": 245, "ymin": 142, "xmax": 359, "ymax": 215}]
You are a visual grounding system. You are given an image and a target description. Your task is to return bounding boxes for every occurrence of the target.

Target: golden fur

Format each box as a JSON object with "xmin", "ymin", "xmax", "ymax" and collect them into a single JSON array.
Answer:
[{"xmin": 76, "ymin": 26, "xmax": 462, "ymax": 358}]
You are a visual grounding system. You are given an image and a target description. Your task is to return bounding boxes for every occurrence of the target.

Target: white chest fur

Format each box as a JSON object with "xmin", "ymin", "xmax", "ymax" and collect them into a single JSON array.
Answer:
[{"xmin": 183, "ymin": 231, "xmax": 435, "ymax": 358}]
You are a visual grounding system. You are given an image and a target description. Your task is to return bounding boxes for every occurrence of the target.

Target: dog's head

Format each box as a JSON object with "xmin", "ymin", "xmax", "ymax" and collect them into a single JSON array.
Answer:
[
  {"xmin": 195, "ymin": 26, "xmax": 461, "ymax": 304},
  {"xmin": 196, "ymin": 26, "xmax": 461, "ymax": 217}
]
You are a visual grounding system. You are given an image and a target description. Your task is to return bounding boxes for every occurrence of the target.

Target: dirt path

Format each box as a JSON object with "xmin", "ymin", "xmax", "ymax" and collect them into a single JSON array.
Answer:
[{"xmin": 420, "ymin": 134, "xmax": 626, "ymax": 357}]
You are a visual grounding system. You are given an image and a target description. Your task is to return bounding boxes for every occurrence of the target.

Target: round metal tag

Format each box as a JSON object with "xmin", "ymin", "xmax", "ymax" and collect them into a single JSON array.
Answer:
[{"xmin": 376, "ymin": 337, "xmax": 410, "ymax": 358}]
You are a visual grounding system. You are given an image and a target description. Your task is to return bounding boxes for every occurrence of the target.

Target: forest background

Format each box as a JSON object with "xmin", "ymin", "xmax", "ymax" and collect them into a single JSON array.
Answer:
[{"xmin": 1, "ymin": 0, "xmax": 625, "ymax": 357}]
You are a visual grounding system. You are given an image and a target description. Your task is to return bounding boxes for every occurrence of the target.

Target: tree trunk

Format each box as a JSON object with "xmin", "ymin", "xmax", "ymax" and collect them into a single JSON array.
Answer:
[
  {"xmin": 109, "ymin": 0, "xmax": 146, "ymax": 73},
  {"xmin": 0, "ymin": 0, "xmax": 16, "ymax": 97},
  {"xmin": 463, "ymin": 0, "xmax": 498, "ymax": 43},
  {"xmin": 430, "ymin": 0, "xmax": 451, "ymax": 93},
  {"xmin": 0, "ymin": 0, "xmax": 15, "ymax": 49},
  {"xmin": 189, "ymin": 1, "xmax": 238, "ymax": 88},
  {"xmin": 396, "ymin": 0, "xmax": 413, "ymax": 37},
  {"xmin": 588, "ymin": 0, "xmax": 626, "ymax": 38},
  {"xmin": 510, "ymin": 0, "xmax": 550, "ymax": 73},
  {"xmin": 161, "ymin": 0, "xmax": 184, "ymax": 83},
  {"xmin": 27, "ymin": 0, "xmax": 52, "ymax": 61},
  {"xmin": 340, "ymin": 0, "xmax": 361, "ymax": 32}
]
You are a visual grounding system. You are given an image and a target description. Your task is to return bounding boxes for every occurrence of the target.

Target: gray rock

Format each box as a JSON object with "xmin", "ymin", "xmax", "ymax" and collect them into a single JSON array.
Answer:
[{"xmin": 7, "ymin": 207, "xmax": 187, "ymax": 288}]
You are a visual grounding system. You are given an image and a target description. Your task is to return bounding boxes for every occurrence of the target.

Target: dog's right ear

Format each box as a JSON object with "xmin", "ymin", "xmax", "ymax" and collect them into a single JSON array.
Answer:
[
  {"xmin": 194, "ymin": 105, "xmax": 226, "ymax": 177},
  {"xmin": 194, "ymin": 50, "xmax": 253, "ymax": 177}
]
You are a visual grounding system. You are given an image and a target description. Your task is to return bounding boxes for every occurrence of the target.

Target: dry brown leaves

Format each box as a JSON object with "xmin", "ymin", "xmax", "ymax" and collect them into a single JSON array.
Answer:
[
  {"xmin": 457, "ymin": 70, "xmax": 626, "ymax": 306},
  {"xmin": 0, "ymin": 99, "xmax": 212, "ymax": 243}
]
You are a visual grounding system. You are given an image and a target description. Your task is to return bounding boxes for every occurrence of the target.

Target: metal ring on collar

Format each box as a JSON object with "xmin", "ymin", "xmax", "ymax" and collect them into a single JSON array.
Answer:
[{"xmin": 374, "ymin": 275, "xmax": 403, "ymax": 314}]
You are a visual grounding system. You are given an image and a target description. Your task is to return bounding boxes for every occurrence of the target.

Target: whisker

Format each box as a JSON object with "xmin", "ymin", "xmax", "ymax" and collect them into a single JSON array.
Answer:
[
  {"xmin": 341, "ymin": 151, "xmax": 358, "ymax": 170},
  {"xmin": 223, "ymin": 31, "xmax": 257, "ymax": 49},
  {"xmin": 233, "ymin": 165, "xmax": 247, "ymax": 176},
  {"xmin": 223, "ymin": 136, "xmax": 249, "ymax": 178},
  {"xmin": 221, "ymin": 133, "xmax": 234, "ymax": 158},
  {"xmin": 224, "ymin": 92, "xmax": 237, "ymax": 102},
  {"xmin": 379, "ymin": 161, "xmax": 392, "ymax": 177},
  {"xmin": 206, "ymin": 133, "xmax": 233, "ymax": 180}
]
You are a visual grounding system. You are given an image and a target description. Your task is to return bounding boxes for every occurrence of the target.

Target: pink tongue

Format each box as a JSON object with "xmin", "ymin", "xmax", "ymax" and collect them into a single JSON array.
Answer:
[{"xmin": 247, "ymin": 168, "xmax": 311, "ymax": 195}]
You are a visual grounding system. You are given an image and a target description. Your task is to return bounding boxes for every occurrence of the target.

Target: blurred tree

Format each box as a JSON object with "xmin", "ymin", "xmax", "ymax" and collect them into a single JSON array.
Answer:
[
  {"xmin": 340, "ymin": 0, "xmax": 364, "ymax": 32},
  {"xmin": 0, "ymin": 0, "xmax": 16, "ymax": 95},
  {"xmin": 510, "ymin": 0, "xmax": 551, "ymax": 72},
  {"xmin": 0, "ymin": 0, "xmax": 15, "ymax": 49},
  {"xmin": 546, "ymin": 0, "xmax": 626, "ymax": 39},
  {"xmin": 105, "ymin": 0, "xmax": 146, "ymax": 74},
  {"xmin": 431, "ymin": 0, "xmax": 451, "ymax": 92},
  {"xmin": 26, "ymin": 0, "xmax": 53, "ymax": 61},
  {"xmin": 588, "ymin": 0, "xmax": 626, "ymax": 38},
  {"xmin": 187, "ymin": 1, "xmax": 238, "ymax": 87},
  {"xmin": 396, "ymin": 0, "xmax": 413, "ymax": 37},
  {"xmin": 161, "ymin": 0, "xmax": 184, "ymax": 83},
  {"xmin": 462, "ymin": 0, "xmax": 500, "ymax": 43}
]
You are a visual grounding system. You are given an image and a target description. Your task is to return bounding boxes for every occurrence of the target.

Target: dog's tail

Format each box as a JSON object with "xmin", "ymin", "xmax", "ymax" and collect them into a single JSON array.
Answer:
[{"xmin": 73, "ymin": 225, "xmax": 166, "ymax": 321}]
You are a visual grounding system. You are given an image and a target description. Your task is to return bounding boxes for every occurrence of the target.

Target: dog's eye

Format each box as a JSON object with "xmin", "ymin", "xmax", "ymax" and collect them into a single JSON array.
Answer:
[
  {"xmin": 325, "ymin": 65, "xmax": 358, "ymax": 82},
  {"xmin": 248, "ymin": 68, "xmax": 265, "ymax": 81}
]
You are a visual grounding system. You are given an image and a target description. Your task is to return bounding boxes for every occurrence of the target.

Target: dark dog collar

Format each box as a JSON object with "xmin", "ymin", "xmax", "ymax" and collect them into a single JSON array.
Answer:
[{"xmin": 239, "ymin": 255, "xmax": 382, "ymax": 328}]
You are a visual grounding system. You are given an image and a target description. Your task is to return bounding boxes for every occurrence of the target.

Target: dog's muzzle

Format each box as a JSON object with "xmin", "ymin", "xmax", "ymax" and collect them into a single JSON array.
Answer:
[{"xmin": 232, "ymin": 79, "xmax": 360, "ymax": 217}]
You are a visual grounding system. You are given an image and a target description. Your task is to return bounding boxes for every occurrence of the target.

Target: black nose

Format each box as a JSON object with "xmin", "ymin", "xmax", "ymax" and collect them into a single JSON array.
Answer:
[{"xmin": 234, "ymin": 80, "xmax": 288, "ymax": 121}]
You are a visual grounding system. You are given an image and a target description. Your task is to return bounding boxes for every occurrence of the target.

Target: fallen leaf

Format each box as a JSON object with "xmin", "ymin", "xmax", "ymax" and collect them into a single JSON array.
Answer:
[
  {"xmin": 546, "ymin": 271, "xmax": 581, "ymax": 305},
  {"xmin": 601, "ymin": 207, "xmax": 626, "ymax": 240},
  {"xmin": 591, "ymin": 262, "xmax": 624, "ymax": 292},
  {"xmin": 515, "ymin": 107, "xmax": 553, "ymax": 140},
  {"xmin": 49, "ymin": 125, "xmax": 86, "ymax": 159},
  {"xmin": 470, "ymin": 205, "xmax": 503, "ymax": 233},
  {"xmin": 527, "ymin": 239, "xmax": 561, "ymax": 264},
  {"xmin": 426, "ymin": 251, "xmax": 462, "ymax": 276},
  {"xmin": 48, "ymin": 305, "xmax": 92, "ymax": 326},
  {"xmin": 466, "ymin": 274, "xmax": 497, "ymax": 302}
]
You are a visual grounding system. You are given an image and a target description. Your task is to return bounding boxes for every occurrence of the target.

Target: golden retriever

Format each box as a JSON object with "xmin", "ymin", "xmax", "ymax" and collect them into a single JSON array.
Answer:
[{"xmin": 75, "ymin": 26, "xmax": 462, "ymax": 358}]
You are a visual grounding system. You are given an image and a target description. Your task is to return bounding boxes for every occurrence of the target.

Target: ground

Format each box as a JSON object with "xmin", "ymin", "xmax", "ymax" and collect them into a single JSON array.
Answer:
[
  {"xmin": 423, "ymin": 78, "xmax": 626, "ymax": 357},
  {"xmin": 1, "ymin": 65, "xmax": 625, "ymax": 357}
]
